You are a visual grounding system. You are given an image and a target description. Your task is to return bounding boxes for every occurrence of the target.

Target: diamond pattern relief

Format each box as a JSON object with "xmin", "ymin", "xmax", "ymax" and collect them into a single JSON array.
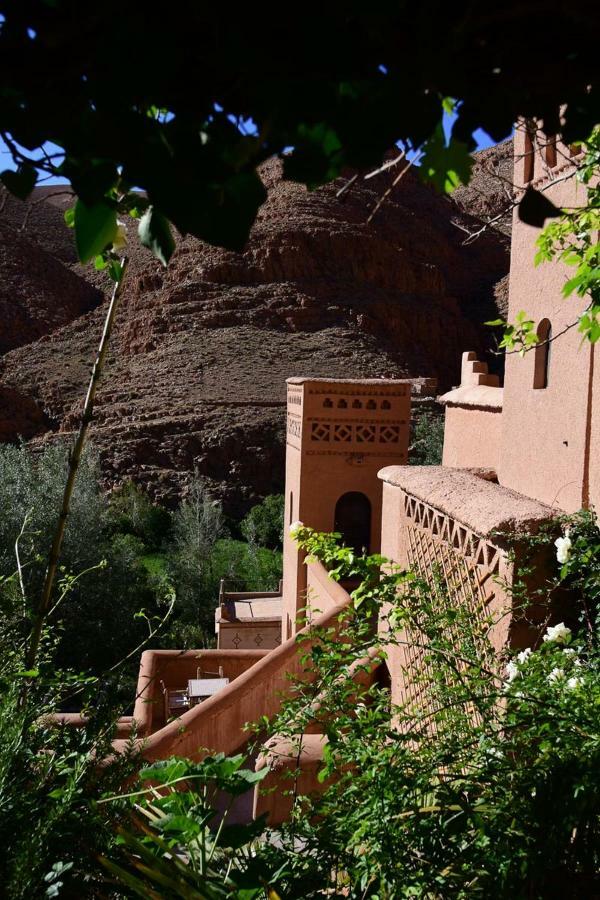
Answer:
[
  {"xmin": 311, "ymin": 422, "xmax": 330, "ymax": 442},
  {"xmin": 380, "ymin": 424, "xmax": 400, "ymax": 443},
  {"xmin": 356, "ymin": 424, "xmax": 376, "ymax": 443},
  {"xmin": 396, "ymin": 490, "xmax": 507, "ymax": 726},
  {"xmin": 333, "ymin": 423, "xmax": 353, "ymax": 442}
]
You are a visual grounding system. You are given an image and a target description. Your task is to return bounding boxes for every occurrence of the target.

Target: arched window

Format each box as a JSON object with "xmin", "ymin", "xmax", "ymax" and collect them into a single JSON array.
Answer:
[
  {"xmin": 533, "ymin": 319, "xmax": 552, "ymax": 389},
  {"xmin": 334, "ymin": 492, "xmax": 371, "ymax": 554}
]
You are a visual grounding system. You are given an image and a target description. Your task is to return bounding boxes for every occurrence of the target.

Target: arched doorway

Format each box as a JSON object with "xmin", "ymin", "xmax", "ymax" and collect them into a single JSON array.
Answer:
[{"xmin": 334, "ymin": 491, "xmax": 371, "ymax": 554}]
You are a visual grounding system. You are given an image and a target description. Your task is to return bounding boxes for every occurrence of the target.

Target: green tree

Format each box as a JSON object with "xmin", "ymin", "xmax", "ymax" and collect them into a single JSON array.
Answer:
[
  {"xmin": 167, "ymin": 476, "xmax": 225, "ymax": 645},
  {"xmin": 108, "ymin": 480, "xmax": 172, "ymax": 552},
  {"xmin": 0, "ymin": 443, "xmax": 163, "ymax": 680},
  {"xmin": 241, "ymin": 494, "xmax": 284, "ymax": 550}
]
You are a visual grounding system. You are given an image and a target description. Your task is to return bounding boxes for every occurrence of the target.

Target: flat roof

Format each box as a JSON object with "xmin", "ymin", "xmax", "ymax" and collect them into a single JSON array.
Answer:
[
  {"xmin": 217, "ymin": 596, "xmax": 283, "ymax": 624},
  {"xmin": 438, "ymin": 385, "xmax": 503, "ymax": 410},
  {"xmin": 287, "ymin": 376, "xmax": 413, "ymax": 386},
  {"xmin": 378, "ymin": 465, "xmax": 558, "ymax": 538}
]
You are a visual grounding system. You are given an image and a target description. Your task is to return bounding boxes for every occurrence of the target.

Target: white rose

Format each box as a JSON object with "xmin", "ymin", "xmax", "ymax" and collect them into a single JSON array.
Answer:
[
  {"xmin": 517, "ymin": 648, "xmax": 532, "ymax": 665},
  {"xmin": 566, "ymin": 676, "xmax": 582, "ymax": 689},
  {"xmin": 505, "ymin": 661, "xmax": 519, "ymax": 682},
  {"xmin": 543, "ymin": 622, "xmax": 571, "ymax": 644},
  {"xmin": 548, "ymin": 667, "xmax": 565, "ymax": 683},
  {"xmin": 289, "ymin": 520, "xmax": 304, "ymax": 539},
  {"xmin": 555, "ymin": 535, "xmax": 572, "ymax": 564}
]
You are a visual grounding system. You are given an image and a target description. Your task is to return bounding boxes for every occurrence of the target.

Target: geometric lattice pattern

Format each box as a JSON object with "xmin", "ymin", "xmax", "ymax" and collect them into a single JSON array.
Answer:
[
  {"xmin": 333, "ymin": 423, "xmax": 353, "ymax": 442},
  {"xmin": 309, "ymin": 421, "xmax": 404, "ymax": 444},
  {"xmin": 395, "ymin": 492, "xmax": 506, "ymax": 719},
  {"xmin": 320, "ymin": 396, "xmax": 402, "ymax": 410},
  {"xmin": 287, "ymin": 415, "xmax": 301, "ymax": 438},
  {"xmin": 356, "ymin": 424, "xmax": 377, "ymax": 443}
]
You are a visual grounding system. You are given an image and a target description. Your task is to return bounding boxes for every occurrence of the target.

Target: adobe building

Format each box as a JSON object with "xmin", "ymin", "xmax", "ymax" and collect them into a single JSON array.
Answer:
[
  {"xmin": 111, "ymin": 123, "xmax": 593, "ymax": 823},
  {"xmin": 377, "ymin": 119, "xmax": 592, "ymax": 707},
  {"xmin": 281, "ymin": 377, "xmax": 410, "ymax": 639},
  {"xmin": 215, "ymin": 376, "xmax": 411, "ymax": 647}
]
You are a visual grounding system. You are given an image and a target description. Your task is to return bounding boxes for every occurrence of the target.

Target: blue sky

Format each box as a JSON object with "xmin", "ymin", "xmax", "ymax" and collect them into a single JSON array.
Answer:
[{"xmin": 0, "ymin": 110, "xmax": 504, "ymax": 187}]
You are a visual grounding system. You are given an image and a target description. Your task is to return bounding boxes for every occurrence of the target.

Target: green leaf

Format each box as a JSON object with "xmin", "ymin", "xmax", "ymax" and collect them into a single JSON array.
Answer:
[
  {"xmin": 74, "ymin": 199, "xmax": 117, "ymax": 263},
  {"xmin": 63, "ymin": 207, "xmax": 75, "ymax": 228},
  {"xmin": 1, "ymin": 165, "xmax": 37, "ymax": 199},
  {"xmin": 138, "ymin": 206, "xmax": 175, "ymax": 266},
  {"xmin": 420, "ymin": 124, "xmax": 473, "ymax": 194}
]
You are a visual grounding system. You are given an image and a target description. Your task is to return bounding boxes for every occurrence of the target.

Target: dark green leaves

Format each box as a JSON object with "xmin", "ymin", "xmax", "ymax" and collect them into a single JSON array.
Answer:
[
  {"xmin": 1, "ymin": 164, "xmax": 37, "ymax": 199},
  {"xmin": 73, "ymin": 199, "xmax": 117, "ymax": 263},
  {"xmin": 138, "ymin": 205, "xmax": 175, "ymax": 266},
  {"xmin": 420, "ymin": 123, "xmax": 473, "ymax": 194}
]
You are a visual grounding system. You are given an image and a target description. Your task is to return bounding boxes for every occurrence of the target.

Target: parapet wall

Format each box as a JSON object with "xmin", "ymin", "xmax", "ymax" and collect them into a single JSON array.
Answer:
[
  {"xmin": 439, "ymin": 352, "xmax": 503, "ymax": 472},
  {"xmin": 378, "ymin": 465, "xmax": 559, "ymax": 709},
  {"xmin": 118, "ymin": 577, "xmax": 353, "ymax": 763}
]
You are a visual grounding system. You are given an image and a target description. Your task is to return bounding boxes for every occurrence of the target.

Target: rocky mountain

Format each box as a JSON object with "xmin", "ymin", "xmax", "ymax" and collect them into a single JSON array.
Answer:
[{"xmin": 0, "ymin": 147, "xmax": 511, "ymax": 514}]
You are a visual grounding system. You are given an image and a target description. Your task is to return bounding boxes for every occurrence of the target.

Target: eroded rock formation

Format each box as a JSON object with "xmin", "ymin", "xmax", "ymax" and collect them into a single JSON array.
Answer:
[{"xmin": 0, "ymin": 150, "xmax": 510, "ymax": 514}]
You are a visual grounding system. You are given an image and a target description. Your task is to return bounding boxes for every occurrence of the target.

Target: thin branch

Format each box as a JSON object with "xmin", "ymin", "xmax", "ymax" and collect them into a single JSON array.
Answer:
[
  {"xmin": 491, "ymin": 314, "xmax": 583, "ymax": 356},
  {"xmin": 14, "ymin": 510, "xmax": 33, "ymax": 614},
  {"xmin": 23, "ymin": 259, "xmax": 129, "ymax": 674},
  {"xmin": 367, "ymin": 152, "xmax": 421, "ymax": 224},
  {"xmin": 364, "ymin": 150, "xmax": 406, "ymax": 181}
]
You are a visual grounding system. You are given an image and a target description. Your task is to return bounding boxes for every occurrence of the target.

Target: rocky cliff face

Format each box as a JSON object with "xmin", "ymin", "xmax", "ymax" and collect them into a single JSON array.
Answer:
[
  {"xmin": 0, "ymin": 150, "xmax": 510, "ymax": 514},
  {"xmin": 0, "ymin": 190, "xmax": 101, "ymax": 354}
]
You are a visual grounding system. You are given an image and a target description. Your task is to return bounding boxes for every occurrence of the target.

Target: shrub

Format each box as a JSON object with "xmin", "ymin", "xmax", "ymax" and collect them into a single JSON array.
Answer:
[
  {"xmin": 0, "ymin": 444, "xmax": 165, "ymax": 682},
  {"xmin": 107, "ymin": 480, "xmax": 172, "ymax": 551},
  {"xmin": 409, "ymin": 408, "xmax": 445, "ymax": 465},
  {"xmin": 241, "ymin": 494, "xmax": 285, "ymax": 550},
  {"xmin": 249, "ymin": 517, "xmax": 600, "ymax": 898}
]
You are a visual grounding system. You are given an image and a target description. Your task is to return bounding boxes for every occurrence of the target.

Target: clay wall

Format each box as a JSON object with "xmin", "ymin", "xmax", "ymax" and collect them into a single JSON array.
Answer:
[
  {"xmin": 122, "ymin": 584, "xmax": 353, "ymax": 763},
  {"xmin": 132, "ymin": 649, "xmax": 267, "ymax": 735},
  {"xmin": 442, "ymin": 405, "xmax": 502, "ymax": 470},
  {"xmin": 218, "ymin": 621, "xmax": 282, "ymax": 651},
  {"xmin": 498, "ymin": 122, "xmax": 595, "ymax": 511},
  {"xmin": 378, "ymin": 465, "xmax": 558, "ymax": 710},
  {"xmin": 282, "ymin": 377, "xmax": 411, "ymax": 639},
  {"xmin": 305, "ymin": 558, "xmax": 355, "ymax": 620}
]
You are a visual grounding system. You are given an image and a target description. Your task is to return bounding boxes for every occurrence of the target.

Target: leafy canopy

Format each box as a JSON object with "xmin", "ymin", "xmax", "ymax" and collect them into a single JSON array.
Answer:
[{"xmin": 0, "ymin": 3, "xmax": 597, "ymax": 267}]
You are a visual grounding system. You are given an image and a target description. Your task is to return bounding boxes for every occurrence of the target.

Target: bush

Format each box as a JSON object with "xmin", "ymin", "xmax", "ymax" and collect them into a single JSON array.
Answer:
[
  {"xmin": 107, "ymin": 480, "xmax": 172, "ymax": 551},
  {"xmin": 166, "ymin": 475, "xmax": 225, "ymax": 644},
  {"xmin": 409, "ymin": 408, "xmax": 445, "ymax": 465},
  {"xmin": 249, "ymin": 517, "xmax": 600, "ymax": 898},
  {"xmin": 0, "ymin": 593, "xmax": 136, "ymax": 898},
  {"xmin": 241, "ymin": 494, "xmax": 285, "ymax": 550},
  {"xmin": 0, "ymin": 444, "xmax": 165, "ymax": 683}
]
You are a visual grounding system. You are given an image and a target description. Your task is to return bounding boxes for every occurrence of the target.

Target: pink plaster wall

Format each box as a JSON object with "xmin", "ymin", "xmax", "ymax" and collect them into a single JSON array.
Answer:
[
  {"xmin": 305, "ymin": 558, "xmax": 355, "ymax": 620},
  {"xmin": 498, "ymin": 123, "xmax": 594, "ymax": 512},
  {"xmin": 442, "ymin": 405, "xmax": 502, "ymax": 470}
]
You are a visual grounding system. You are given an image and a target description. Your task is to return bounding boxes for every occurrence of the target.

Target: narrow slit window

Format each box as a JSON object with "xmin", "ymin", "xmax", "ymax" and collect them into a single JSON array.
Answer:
[
  {"xmin": 523, "ymin": 123, "xmax": 535, "ymax": 183},
  {"xmin": 533, "ymin": 319, "xmax": 552, "ymax": 389},
  {"xmin": 545, "ymin": 134, "xmax": 557, "ymax": 168}
]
